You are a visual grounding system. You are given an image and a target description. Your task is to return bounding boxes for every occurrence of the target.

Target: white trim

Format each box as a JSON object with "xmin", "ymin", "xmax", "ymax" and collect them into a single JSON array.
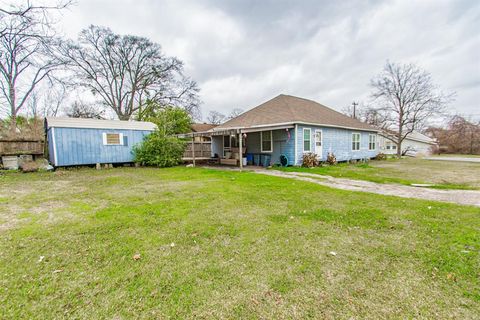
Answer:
[
  {"xmin": 260, "ymin": 130, "xmax": 273, "ymax": 153},
  {"xmin": 303, "ymin": 128, "xmax": 312, "ymax": 153},
  {"xmin": 103, "ymin": 132, "xmax": 124, "ymax": 146},
  {"xmin": 294, "ymin": 124, "xmax": 298, "ymax": 165},
  {"xmin": 214, "ymin": 121, "xmax": 379, "ymax": 133},
  {"xmin": 352, "ymin": 132, "xmax": 361, "ymax": 151},
  {"xmin": 314, "ymin": 129, "xmax": 323, "ymax": 158},
  {"xmin": 51, "ymin": 127, "xmax": 58, "ymax": 166},
  {"xmin": 241, "ymin": 125, "xmax": 294, "ymax": 133}
]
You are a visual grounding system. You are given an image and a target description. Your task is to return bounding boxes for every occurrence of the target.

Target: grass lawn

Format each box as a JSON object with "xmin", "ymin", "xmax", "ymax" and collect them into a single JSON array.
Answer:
[
  {"xmin": 0, "ymin": 167, "xmax": 479, "ymax": 319},
  {"xmin": 275, "ymin": 157, "xmax": 480, "ymax": 189}
]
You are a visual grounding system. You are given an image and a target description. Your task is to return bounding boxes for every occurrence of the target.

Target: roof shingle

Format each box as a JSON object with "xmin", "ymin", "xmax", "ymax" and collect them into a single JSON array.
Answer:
[{"xmin": 215, "ymin": 94, "xmax": 378, "ymax": 132}]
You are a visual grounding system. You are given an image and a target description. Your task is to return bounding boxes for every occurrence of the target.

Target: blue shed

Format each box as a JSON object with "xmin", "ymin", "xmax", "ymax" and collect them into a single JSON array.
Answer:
[{"xmin": 45, "ymin": 117, "xmax": 156, "ymax": 167}]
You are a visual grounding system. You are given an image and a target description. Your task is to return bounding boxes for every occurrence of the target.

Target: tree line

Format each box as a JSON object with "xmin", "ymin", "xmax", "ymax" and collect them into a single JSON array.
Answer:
[{"xmin": 0, "ymin": 1, "xmax": 200, "ymax": 134}]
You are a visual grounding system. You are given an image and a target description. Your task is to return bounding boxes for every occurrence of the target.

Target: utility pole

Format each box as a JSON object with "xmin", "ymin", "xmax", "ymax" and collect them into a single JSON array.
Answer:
[{"xmin": 352, "ymin": 101, "xmax": 358, "ymax": 119}]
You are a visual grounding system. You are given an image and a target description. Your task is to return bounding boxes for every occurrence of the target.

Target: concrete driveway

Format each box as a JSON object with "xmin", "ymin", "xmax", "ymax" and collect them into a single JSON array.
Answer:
[{"xmin": 424, "ymin": 157, "xmax": 480, "ymax": 163}]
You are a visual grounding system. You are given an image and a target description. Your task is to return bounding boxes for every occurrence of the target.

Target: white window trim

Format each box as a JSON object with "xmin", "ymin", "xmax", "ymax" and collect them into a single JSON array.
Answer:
[
  {"xmin": 102, "ymin": 132, "xmax": 124, "ymax": 146},
  {"xmin": 303, "ymin": 128, "xmax": 311, "ymax": 153},
  {"xmin": 260, "ymin": 130, "xmax": 273, "ymax": 153},
  {"xmin": 369, "ymin": 134, "xmax": 377, "ymax": 150},
  {"xmin": 352, "ymin": 132, "xmax": 361, "ymax": 151},
  {"xmin": 314, "ymin": 129, "xmax": 322, "ymax": 158}
]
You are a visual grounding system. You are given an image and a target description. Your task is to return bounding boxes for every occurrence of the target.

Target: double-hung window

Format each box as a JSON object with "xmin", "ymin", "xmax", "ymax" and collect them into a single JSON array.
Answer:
[
  {"xmin": 352, "ymin": 133, "xmax": 361, "ymax": 151},
  {"xmin": 369, "ymin": 134, "xmax": 377, "ymax": 150},
  {"xmin": 303, "ymin": 128, "xmax": 311, "ymax": 152},
  {"xmin": 261, "ymin": 131, "xmax": 273, "ymax": 152}
]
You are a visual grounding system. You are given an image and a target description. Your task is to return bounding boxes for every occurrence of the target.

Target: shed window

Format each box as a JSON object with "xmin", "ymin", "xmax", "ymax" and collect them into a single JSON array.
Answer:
[
  {"xmin": 369, "ymin": 134, "xmax": 376, "ymax": 150},
  {"xmin": 303, "ymin": 128, "xmax": 311, "ymax": 152},
  {"xmin": 352, "ymin": 133, "xmax": 361, "ymax": 151},
  {"xmin": 261, "ymin": 131, "xmax": 273, "ymax": 152},
  {"xmin": 103, "ymin": 133, "xmax": 123, "ymax": 145}
]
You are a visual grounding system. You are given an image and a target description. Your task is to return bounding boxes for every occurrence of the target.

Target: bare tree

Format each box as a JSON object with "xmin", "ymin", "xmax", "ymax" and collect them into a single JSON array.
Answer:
[
  {"xmin": 0, "ymin": 1, "xmax": 71, "ymax": 131},
  {"xmin": 58, "ymin": 25, "xmax": 200, "ymax": 120},
  {"xmin": 66, "ymin": 100, "xmax": 105, "ymax": 119},
  {"xmin": 228, "ymin": 108, "xmax": 244, "ymax": 119},
  {"xmin": 370, "ymin": 61, "xmax": 452, "ymax": 157},
  {"xmin": 207, "ymin": 110, "xmax": 226, "ymax": 125}
]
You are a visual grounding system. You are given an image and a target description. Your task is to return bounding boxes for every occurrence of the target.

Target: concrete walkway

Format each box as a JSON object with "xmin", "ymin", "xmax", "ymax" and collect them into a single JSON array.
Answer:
[
  {"xmin": 424, "ymin": 157, "xmax": 480, "ymax": 163},
  {"xmin": 206, "ymin": 166, "xmax": 480, "ymax": 207}
]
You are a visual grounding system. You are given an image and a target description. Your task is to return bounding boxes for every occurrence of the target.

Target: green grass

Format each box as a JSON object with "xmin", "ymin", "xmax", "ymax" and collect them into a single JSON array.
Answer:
[
  {"xmin": 274, "ymin": 158, "xmax": 480, "ymax": 190},
  {"xmin": 0, "ymin": 167, "xmax": 479, "ymax": 319}
]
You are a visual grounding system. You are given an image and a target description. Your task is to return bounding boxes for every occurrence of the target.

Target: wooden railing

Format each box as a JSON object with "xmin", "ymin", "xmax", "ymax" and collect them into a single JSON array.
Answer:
[
  {"xmin": 183, "ymin": 141, "xmax": 211, "ymax": 159},
  {"xmin": 0, "ymin": 139, "xmax": 44, "ymax": 156}
]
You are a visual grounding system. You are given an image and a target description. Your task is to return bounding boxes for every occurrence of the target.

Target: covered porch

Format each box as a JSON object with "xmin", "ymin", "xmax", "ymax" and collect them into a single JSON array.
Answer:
[{"xmin": 179, "ymin": 124, "xmax": 296, "ymax": 168}]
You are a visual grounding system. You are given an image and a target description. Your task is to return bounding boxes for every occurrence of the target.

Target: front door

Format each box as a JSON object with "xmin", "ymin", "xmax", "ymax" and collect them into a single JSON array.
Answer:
[{"xmin": 314, "ymin": 129, "xmax": 322, "ymax": 159}]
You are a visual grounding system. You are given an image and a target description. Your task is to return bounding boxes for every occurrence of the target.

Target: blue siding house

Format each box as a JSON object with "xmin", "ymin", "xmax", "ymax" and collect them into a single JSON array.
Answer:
[
  {"xmin": 45, "ymin": 117, "xmax": 156, "ymax": 167},
  {"xmin": 205, "ymin": 94, "xmax": 379, "ymax": 166}
]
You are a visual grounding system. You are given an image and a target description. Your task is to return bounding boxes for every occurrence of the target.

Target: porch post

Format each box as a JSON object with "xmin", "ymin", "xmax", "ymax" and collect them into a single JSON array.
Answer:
[
  {"xmin": 191, "ymin": 135, "xmax": 196, "ymax": 167},
  {"xmin": 238, "ymin": 129, "xmax": 243, "ymax": 170}
]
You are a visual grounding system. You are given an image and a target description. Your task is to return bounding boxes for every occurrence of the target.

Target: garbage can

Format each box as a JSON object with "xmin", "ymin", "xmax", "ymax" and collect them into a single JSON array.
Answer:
[
  {"xmin": 263, "ymin": 155, "xmax": 271, "ymax": 167},
  {"xmin": 246, "ymin": 153, "xmax": 254, "ymax": 165}
]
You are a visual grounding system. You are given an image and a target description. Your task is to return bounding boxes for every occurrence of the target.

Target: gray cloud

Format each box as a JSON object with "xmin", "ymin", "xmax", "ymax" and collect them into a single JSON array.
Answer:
[{"xmin": 59, "ymin": 0, "xmax": 480, "ymax": 119}]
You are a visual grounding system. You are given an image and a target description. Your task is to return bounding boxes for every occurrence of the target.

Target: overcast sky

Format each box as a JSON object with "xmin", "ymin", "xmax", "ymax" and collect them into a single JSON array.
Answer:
[{"xmin": 58, "ymin": 0, "xmax": 479, "ymax": 120}]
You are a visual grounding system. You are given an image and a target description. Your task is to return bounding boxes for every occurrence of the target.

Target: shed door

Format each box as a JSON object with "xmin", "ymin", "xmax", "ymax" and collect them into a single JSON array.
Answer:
[{"xmin": 314, "ymin": 129, "xmax": 322, "ymax": 159}]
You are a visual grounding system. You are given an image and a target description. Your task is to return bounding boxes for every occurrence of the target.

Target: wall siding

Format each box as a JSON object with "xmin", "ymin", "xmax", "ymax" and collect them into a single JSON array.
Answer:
[
  {"xmin": 49, "ymin": 127, "xmax": 152, "ymax": 166},
  {"xmin": 295, "ymin": 125, "xmax": 378, "ymax": 165},
  {"xmin": 244, "ymin": 129, "xmax": 296, "ymax": 165}
]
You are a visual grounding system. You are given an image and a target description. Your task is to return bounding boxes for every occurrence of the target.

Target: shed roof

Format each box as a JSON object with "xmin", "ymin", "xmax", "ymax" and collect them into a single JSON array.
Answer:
[
  {"xmin": 215, "ymin": 94, "xmax": 378, "ymax": 132},
  {"xmin": 45, "ymin": 117, "xmax": 157, "ymax": 131},
  {"xmin": 380, "ymin": 130, "xmax": 437, "ymax": 145}
]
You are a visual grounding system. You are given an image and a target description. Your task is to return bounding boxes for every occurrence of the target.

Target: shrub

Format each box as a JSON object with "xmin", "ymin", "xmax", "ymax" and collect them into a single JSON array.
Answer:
[
  {"xmin": 375, "ymin": 152, "xmax": 387, "ymax": 160},
  {"xmin": 302, "ymin": 153, "xmax": 319, "ymax": 168},
  {"xmin": 326, "ymin": 152, "xmax": 337, "ymax": 165},
  {"xmin": 133, "ymin": 131, "xmax": 186, "ymax": 167}
]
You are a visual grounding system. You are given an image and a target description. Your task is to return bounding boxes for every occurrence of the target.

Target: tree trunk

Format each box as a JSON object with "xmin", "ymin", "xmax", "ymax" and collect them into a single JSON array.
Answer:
[{"xmin": 9, "ymin": 84, "xmax": 17, "ymax": 134}]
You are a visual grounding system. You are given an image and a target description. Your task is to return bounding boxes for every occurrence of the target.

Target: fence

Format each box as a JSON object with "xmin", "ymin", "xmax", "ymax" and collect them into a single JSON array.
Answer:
[
  {"xmin": 0, "ymin": 139, "xmax": 44, "ymax": 156},
  {"xmin": 183, "ymin": 141, "xmax": 211, "ymax": 159}
]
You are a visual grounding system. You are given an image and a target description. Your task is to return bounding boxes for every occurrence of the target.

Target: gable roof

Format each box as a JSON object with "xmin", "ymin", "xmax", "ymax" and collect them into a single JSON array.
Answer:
[
  {"xmin": 215, "ymin": 94, "xmax": 378, "ymax": 132},
  {"xmin": 191, "ymin": 123, "xmax": 217, "ymax": 132},
  {"xmin": 45, "ymin": 117, "xmax": 157, "ymax": 131}
]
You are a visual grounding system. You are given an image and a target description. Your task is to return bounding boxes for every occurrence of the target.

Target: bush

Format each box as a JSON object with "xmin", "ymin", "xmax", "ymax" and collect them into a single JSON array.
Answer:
[
  {"xmin": 374, "ymin": 152, "xmax": 387, "ymax": 160},
  {"xmin": 133, "ymin": 131, "xmax": 186, "ymax": 167},
  {"xmin": 326, "ymin": 152, "xmax": 337, "ymax": 165},
  {"xmin": 302, "ymin": 153, "xmax": 319, "ymax": 168}
]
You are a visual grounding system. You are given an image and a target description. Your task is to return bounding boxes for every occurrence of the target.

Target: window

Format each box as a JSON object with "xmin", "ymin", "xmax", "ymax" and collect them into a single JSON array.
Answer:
[
  {"xmin": 352, "ymin": 133, "xmax": 361, "ymax": 151},
  {"xmin": 303, "ymin": 128, "xmax": 311, "ymax": 152},
  {"xmin": 103, "ymin": 133, "xmax": 123, "ymax": 145},
  {"xmin": 261, "ymin": 131, "xmax": 273, "ymax": 152},
  {"xmin": 385, "ymin": 141, "xmax": 397, "ymax": 150},
  {"xmin": 369, "ymin": 134, "xmax": 376, "ymax": 150}
]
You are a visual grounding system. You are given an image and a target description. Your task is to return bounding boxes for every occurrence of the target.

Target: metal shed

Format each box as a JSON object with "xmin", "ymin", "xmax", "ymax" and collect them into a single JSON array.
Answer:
[{"xmin": 45, "ymin": 117, "xmax": 156, "ymax": 167}]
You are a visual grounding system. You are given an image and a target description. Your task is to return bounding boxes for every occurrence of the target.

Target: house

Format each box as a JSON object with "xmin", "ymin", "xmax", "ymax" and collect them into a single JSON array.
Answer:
[
  {"xmin": 45, "ymin": 117, "xmax": 156, "ymax": 167},
  {"xmin": 182, "ymin": 123, "xmax": 218, "ymax": 160},
  {"xmin": 378, "ymin": 130, "xmax": 438, "ymax": 156},
  {"xmin": 191, "ymin": 123, "xmax": 217, "ymax": 142},
  {"xmin": 186, "ymin": 94, "xmax": 379, "ymax": 166}
]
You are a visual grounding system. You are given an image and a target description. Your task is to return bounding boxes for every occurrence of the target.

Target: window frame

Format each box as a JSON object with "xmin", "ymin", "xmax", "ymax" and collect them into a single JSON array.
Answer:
[
  {"xmin": 352, "ymin": 132, "xmax": 361, "ymax": 151},
  {"xmin": 368, "ymin": 134, "xmax": 377, "ymax": 150},
  {"xmin": 102, "ymin": 132, "xmax": 124, "ymax": 146},
  {"xmin": 303, "ymin": 128, "xmax": 311, "ymax": 152},
  {"xmin": 260, "ymin": 130, "xmax": 273, "ymax": 153}
]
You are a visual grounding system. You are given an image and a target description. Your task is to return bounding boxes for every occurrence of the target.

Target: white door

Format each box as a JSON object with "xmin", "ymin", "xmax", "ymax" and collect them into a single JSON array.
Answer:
[{"xmin": 314, "ymin": 129, "xmax": 322, "ymax": 159}]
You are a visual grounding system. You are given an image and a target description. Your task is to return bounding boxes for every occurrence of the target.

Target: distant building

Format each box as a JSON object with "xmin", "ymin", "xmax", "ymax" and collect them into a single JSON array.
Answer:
[{"xmin": 378, "ymin": 130, "xmax": 438, "ymax": 156}]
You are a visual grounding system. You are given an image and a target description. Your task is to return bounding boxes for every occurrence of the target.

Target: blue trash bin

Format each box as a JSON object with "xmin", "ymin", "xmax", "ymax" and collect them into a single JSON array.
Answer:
[
  {"xmin": 246, "ymin": 153, "xmax": 254, "ymax": 165},
  {"xmin": 263, "ymin": 155, "xmax": 271, "ymax": 167}
]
